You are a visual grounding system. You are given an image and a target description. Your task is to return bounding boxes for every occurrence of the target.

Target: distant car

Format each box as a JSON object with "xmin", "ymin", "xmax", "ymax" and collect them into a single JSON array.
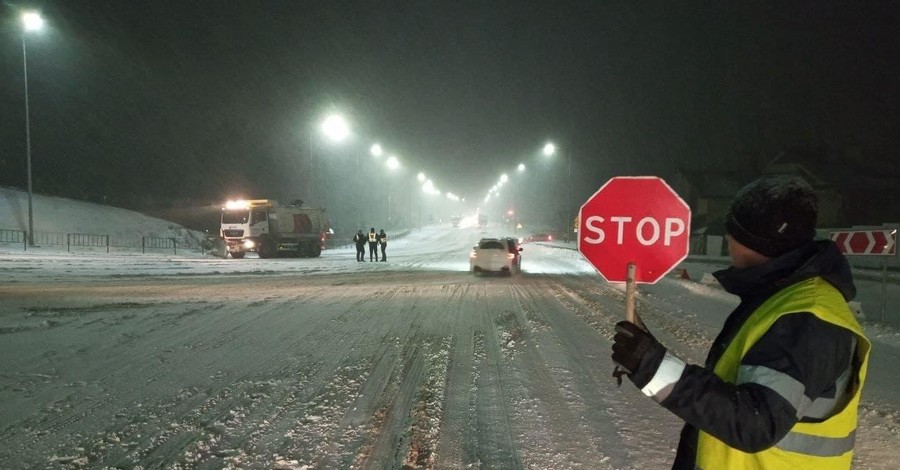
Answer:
[
  {"xmin": 528, "ymin": 233, "xmax": 553, "ymax": 243},
  {"xmin": 470, "ymin": 238, "xmax": 519, "ymax": 275}
]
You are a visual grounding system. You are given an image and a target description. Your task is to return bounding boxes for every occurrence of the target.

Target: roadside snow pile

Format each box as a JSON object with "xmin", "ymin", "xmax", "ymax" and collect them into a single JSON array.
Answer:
[{"xmin": 0, "ymin": 187, "xmax": 205, "ymax": 248}]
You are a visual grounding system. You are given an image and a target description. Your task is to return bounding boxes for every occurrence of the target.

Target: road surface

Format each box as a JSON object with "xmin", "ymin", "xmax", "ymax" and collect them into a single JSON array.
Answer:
[{"xmin": 1, "ymin": 225, "xmax": 897, "ymax": 468}]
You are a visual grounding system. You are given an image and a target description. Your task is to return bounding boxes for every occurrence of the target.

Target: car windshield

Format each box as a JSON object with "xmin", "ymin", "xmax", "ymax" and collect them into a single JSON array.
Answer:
[{"xmin": 221, "ymin": 210, "xmax": 249, "ymax": 224}]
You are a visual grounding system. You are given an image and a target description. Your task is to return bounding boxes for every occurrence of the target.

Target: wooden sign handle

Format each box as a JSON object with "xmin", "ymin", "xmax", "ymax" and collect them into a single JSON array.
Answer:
[{"xmin": 625, "ymin": 262, "xmax": 645, "ymax": 329}]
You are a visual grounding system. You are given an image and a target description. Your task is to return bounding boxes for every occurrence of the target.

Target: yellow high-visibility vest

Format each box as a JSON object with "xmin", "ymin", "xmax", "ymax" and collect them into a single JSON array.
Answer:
[{"xmin": 696, "ymin": 277, "xmax": 870, "ymax": 470}]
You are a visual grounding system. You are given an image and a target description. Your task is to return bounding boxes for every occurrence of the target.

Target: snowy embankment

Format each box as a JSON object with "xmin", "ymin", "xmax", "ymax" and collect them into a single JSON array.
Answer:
[{"xmin": 0, "ymin": 187, "xmax": 205, "ymax": 249}]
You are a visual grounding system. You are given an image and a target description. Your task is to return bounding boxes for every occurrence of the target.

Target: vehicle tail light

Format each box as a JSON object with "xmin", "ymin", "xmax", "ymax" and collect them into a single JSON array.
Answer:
[
  {"xmin": 470, "ymin": 250, "xmax": 477, "ymax": 258},
  {"xmin": 507, "ymin": 253, "xmax": 515, "ymax": 260}
]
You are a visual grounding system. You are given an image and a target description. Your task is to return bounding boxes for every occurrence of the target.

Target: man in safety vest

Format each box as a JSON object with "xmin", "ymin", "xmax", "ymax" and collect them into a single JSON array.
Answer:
[
  {"xmin": 611, "ymin": 175, "xmax": 869, "ymax": 469},
  {"xmin": 367, "ymin": 227, "xmax": 378, "ymax": 262},
  {"xmin": 378, "ymin": 229, "xmax": 387, "ymax": 262}
]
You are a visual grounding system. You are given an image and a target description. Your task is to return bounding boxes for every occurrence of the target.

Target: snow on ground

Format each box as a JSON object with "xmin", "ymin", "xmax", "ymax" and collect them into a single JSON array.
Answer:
[{"xmin": 1, "ymin": 189, "xmax": 899, "ymax": 468}]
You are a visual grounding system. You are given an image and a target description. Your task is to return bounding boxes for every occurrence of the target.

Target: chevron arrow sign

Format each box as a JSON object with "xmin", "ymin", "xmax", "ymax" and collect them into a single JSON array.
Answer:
[{"xmin": 830, "ymin": 229, "xmax": 897, "ymax": 256}]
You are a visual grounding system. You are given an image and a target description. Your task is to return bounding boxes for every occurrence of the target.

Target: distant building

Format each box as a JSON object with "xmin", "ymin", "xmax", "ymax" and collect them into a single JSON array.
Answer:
[{"xmin": 675, "ymin": 143, "xmax": 898, "ymax": 256}]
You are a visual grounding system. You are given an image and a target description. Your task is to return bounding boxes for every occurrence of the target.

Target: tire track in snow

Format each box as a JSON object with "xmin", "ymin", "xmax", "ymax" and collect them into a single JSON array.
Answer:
[
  {"xmin": 498, "ymin": 282, "xmax": 615, "ymax": 469},
  {"xmin": 432, "ymin": 282, "xmax": 479, "ymax": 469},
  {"xmin": 472, "ymin": 284, "xmax": 524, "ymax": 469}
]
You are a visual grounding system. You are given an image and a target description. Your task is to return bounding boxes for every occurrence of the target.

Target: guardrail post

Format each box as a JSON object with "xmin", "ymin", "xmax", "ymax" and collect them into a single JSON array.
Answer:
[
  {"xmin": 23, "ymin": 230, "xmax": 27, "ymax": 252},
  {"xmin": 142, "ymin": 236, "xmax": 146, "ymax": 254},
  {"xmin": 171, "ymin": 237, "xmax": 177, "ymax": 255},
  {"xmin": 67, "ymin": 233, "xmax": 70, "ymax": 252},
  {"xmin": 106, "ymin": 235, "xmax": 110, "ymax": 253}
]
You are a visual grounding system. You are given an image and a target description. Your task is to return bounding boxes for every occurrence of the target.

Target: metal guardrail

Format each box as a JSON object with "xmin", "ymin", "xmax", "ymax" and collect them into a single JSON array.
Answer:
[
  {"xmin": 142, "ymin": 236, "xmax": 178, "ymax": 254},
  {"xmin": 34, "ymin": 230, "xmax": 66, "ymax": 247},
  {"xmin": 0, "ymin": 228, "xmax": 26, "ymax": 250},
  {"xmin": 0, "ymin": 228, "xmax": 199, "ymax": 254},
  {"xmin": 67, "ymin": 233, "xmax": 110, "ymax": 253}
]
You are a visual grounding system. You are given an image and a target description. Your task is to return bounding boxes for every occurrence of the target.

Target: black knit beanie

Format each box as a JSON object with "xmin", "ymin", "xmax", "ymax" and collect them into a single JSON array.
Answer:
[{"xmin": 725, "ymin": 175, "xmax": 818, "ymax": 257}]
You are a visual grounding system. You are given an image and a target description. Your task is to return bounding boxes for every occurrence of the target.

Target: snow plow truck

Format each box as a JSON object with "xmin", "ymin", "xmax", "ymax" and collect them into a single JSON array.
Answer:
[{"xmin": 220, "ymin": 199, "xmax": 329, "ymax": 259}]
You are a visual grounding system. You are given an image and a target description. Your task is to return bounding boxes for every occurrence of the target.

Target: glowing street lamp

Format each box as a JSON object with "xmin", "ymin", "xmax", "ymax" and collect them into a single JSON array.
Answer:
[
  {"xmin": 321, "ymin": 114, "xmax": 349, "ymax": 142},
  {"xmin": 308, "ymin": 113, "xmax": 350, "ymax": 226},
  {"xmin": 543, "ymin": 142, "xmax": 556, "ymax": 157},
  {"xmin": 370, "ymin": 143, "xmax": 383, "ymax": 157},
  {"xmin": 542, "ymin": 140, "xmax": 573, "ymax": 241},
  {"xmin": 21, "ymin": 11, "xmax": 44, "ymax": 246},
  {"xmin": 386, "ymin": 155, "xmax": 400, "ymax": 170}
]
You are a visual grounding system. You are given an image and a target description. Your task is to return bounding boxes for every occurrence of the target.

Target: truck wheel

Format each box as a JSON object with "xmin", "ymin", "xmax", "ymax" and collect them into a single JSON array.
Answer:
[
  {"xmin": 309, "ymin": 243, "xmax": 322, "ymax": 258},
  {"xmin": 257, "ymin": 242, "xmax": 273, "ymax": 259},
  {"xmin": 230, "ymin": 251, "xmax": 245, "ymax": 259}
]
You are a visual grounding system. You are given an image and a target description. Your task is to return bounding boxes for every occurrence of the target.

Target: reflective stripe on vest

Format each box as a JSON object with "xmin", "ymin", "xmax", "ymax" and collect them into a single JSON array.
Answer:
[
  {"xmin": 776, "ymin": 429, "xmax": 857, "ymax": 457},
  {"xmin": 368, "ymin": 233, "xmax": 376, "ymax": 242},
  {"xmin": 696, "ymin": 277, "xmax": 870, "ymax": 470}
]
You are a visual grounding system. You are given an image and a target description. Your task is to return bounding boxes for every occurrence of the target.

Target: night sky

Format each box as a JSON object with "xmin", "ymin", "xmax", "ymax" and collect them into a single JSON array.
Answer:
[{"xmin": 1, "ymin": 1, "xmax": 897, "ymax": 232}]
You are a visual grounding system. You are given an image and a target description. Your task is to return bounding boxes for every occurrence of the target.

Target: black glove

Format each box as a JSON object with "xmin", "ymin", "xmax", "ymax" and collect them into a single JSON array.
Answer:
[{"xmin": 611, "ymin": 320, "xmax": 667, "ymax": 389}]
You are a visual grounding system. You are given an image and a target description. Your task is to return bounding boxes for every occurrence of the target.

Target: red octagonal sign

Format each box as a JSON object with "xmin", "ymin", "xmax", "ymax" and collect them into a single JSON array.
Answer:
[{"xmin": 578, "ymin": 176, "xmax": 691, "ymax": 284}]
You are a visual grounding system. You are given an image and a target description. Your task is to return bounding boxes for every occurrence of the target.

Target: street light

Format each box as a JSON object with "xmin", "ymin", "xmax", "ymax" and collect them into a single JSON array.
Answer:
[
  {"xmin": 320, "ymin": 114, "xmax": 349, "ymax": 142},
  {"xmin": 542, "ymin": 142, "xmax": 556, "ymax": 157},
  {"xmin": 385, "ymin": 155, "xmax": 400, "ymax": 223},
  {"xmin": 543, "ymin": 141, "xmax": 573, "ymax": 242},
  {"xmin": 308, "ymin": 112, "xmax": 349, "ymax": 221},
  {"xmin": 21, "ymin": 11, "xmax": 44, "ymax": 246},
  {"xmin": 417, "ymin": 172, "xmax": 426, "ymax": 229}
]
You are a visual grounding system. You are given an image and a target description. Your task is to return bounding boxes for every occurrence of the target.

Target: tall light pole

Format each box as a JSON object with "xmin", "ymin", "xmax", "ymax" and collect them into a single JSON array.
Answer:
[
  {"xmin": 21, "ymin": 11, "xmax": 43, "ymax": 246},
  {"xmin": 515, "ymin": 162, "xmax": 525, "ymax": 232},
  {"xmin": 385, "ymin": 155, "xmax": 400, "ymax": 224},
  {"xmin": 417, "ymin": 172, "xmax": 426, "ymax": 230},
  {"xmin": 544, "ymin": 141, "xmax": 573, "ymax": 242},
  {"xmin": 367, "ymin": 143, "xmax": 383, "ymax": 228},
  {"xmin": 309, "ymin": 112, "xmax": 348, "ymax": 213}
]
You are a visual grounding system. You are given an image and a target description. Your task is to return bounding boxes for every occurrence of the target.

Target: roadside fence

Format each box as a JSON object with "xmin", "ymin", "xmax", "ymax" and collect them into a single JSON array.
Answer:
[
  {"xmin": 0, "ymin": 228, "xmax": 202, "ymax": 255},
  {"xmin": 0, "ymin": 228, "xmax": 26, "ymax": 251},
  {"xmin": 142, "ymin": 236, "xmax": 178, "ymax": 254}
]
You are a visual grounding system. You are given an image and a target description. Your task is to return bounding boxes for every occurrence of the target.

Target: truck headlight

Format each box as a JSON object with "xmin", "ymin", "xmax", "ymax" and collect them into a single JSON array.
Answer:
[{"xmin": 243, "ymin": 240, "xmax": 255, "ymax": 249}]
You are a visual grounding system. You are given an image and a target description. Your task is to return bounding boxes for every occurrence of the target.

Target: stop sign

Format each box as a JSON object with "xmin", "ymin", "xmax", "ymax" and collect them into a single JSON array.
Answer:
[{"xmin": 578, "ymin": 176, "xmax": 691, "ymax": 283}]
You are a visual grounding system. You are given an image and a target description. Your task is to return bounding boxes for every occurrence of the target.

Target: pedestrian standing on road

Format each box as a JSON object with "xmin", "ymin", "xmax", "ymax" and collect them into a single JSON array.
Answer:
[
  {"xmin": 367, "ymin": 227, "xmax": 378, "ymax": 262},
  {"xmin": 611, "ymin": 175, "xmax": 870, "ymax": 469},
  {"xmin": 378, "ymin": 229, "xmax": 387, "ymax": 262},
  {"xmin": 353, "ymin": 229, "xmax": 366, "ymax": 262}
]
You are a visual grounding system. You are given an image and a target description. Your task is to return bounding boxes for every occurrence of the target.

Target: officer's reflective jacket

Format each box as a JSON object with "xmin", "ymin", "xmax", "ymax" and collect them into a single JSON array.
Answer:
[{"xmin": 655, "ymin": 240, "xmax": 869, "ymax": 469}]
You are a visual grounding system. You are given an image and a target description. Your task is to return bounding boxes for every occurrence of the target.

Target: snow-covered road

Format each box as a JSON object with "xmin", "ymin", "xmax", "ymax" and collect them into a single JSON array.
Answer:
[{"xmin": 1, "ymin": 225, "xmax": 898, "ymax": 468}]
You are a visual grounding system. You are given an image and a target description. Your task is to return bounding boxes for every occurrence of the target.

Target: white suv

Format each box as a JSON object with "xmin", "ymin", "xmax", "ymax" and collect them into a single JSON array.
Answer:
[{"xmin": 470, "ymin": 238, "xmax": 520, "ymax": 275}]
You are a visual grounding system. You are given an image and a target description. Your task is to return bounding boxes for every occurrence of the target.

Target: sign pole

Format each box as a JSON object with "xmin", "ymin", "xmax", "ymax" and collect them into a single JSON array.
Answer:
[
  {"xmin": 625, "ymin": 262, "xmax": 645, "ymax": 330},
  {"xmin": 882, "ymin": 257, "xmax": 888, "ymax": 322},
  {"xmin": 625, "ymin": 262, "xmax": 637, "ymax": 323}
]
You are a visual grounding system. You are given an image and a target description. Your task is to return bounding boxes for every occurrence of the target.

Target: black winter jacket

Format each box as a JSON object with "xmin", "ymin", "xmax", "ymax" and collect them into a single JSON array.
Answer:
[{"xmin": 667, "ymin": 240, "xmax": 857, "ymax": 468}]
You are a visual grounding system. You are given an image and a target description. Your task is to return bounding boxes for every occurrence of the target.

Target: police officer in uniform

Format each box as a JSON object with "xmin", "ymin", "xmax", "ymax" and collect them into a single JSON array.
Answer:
[
  {"xmin": 353, "ymin": 229, "xmax": 366, "ymax": 262},
  {"xmin": 378, "ymin": 229, "xmax": 387, "ymax": 261},
  {"xmin": 367, "ymin": 227, "xmax": 378, "ymax": 262}
]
